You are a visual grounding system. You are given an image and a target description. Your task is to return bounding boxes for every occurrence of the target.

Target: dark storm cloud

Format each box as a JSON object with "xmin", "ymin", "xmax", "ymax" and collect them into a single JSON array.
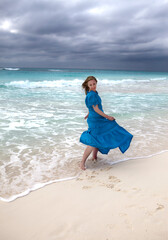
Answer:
[{"xmin": 0, "ymin": 0, "xmax": 168, "ymax": 71}]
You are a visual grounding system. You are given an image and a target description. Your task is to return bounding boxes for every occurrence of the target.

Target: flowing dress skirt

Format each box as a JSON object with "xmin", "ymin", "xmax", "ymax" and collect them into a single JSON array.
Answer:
[{"xmin": 80, "ymin": 118, "xmax": 133, "ymax": 154}]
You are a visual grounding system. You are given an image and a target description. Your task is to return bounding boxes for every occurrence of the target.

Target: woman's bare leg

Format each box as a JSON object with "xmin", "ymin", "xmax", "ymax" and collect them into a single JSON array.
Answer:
[
  {"xmin": 92, "ymin": 148, "xmax": 98, "ymax": 161},
  {"xmin": 80, "ymin": 146, "xmax": 93, "ymax": 170}
]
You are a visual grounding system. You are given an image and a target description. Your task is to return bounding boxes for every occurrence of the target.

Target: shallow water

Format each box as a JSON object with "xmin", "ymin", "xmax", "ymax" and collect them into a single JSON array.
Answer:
[{"xmin": 0, "ymin": 68, "xmax": 168, "ymax": 201}]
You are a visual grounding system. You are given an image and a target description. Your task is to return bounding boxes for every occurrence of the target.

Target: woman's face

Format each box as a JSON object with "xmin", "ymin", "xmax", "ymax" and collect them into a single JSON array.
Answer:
[{"xmin": 88, "ymin": 80, "xmax": 97, "ymax": 92}]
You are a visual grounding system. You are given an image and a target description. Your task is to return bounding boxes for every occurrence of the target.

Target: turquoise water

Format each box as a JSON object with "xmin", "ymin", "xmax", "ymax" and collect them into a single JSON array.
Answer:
[{"xmin": 0, "ymin": 68, "xmax": 168, "ymax": 201}]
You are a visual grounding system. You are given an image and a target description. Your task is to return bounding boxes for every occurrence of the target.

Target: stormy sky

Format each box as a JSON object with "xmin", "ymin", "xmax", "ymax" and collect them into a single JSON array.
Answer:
[{"xmin": 0, "ymin": 0, "xmax": 168, "ymax": 71}]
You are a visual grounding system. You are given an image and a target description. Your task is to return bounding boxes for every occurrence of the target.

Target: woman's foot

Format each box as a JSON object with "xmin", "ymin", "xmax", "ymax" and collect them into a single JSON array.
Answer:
[
  {"xmin": 92, "ymin": 157, "xmax": 97, "ymax": 163},
  {"xmin": 80, "ymin": 146, "xmax": 93, "ymax": 170},
  {"xmin": 92, "ymin": 148, "xmax": 98, "ymax": 162},
  {"xmin": 80, "ymin": 162, "xmax": 86, "ymax": 170}
]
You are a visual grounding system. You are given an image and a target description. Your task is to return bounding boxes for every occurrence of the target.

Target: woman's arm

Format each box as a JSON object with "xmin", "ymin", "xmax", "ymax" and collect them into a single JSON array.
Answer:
[
  {"xmin": 92, "ymin": 105, "xmax": 115, "ymax": 121},
  {"xmin": 84, "ymin": 112, "xmax": 89, "ymax": 119}
]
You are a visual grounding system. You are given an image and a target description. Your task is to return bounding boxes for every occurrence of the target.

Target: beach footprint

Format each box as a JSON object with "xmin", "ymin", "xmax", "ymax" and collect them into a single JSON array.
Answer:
[
  {"xmin": 155, "ymin": 203, "xmax": 164, "ymax": 211},
  {"xmin": 82, "ymin": 185, "xmax": 92, "ymax": 189},
  {"xmin": 108, "ymin": 175, "xmax": 121, "ymax": 183}
]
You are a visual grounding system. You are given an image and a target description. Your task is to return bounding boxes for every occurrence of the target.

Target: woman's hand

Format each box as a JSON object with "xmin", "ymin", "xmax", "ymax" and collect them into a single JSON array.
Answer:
[
  {"xmin": 92, "ymin": 105, "xmax": 115, "ymax": 121},
  {"xmin": 107, "ymin": 116, "xmax": 115, "ymax": 121},
  {"xmin": 84, "ymin": 113, "xmax": 89, "ymax": 119}
]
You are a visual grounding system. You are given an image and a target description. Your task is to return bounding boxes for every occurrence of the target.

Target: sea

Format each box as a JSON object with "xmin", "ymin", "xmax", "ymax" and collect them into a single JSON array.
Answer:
[{"xmin": 0, "ymin": 67, "xmax": 168, "ymax": 202}]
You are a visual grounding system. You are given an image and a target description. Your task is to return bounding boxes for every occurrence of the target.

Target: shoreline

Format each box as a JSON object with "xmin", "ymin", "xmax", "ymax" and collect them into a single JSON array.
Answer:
[
  {"xmin": 1, "ymin": 149, "xmax": 168, "ymax": 203},
  {"xmin": 0, "ymin": 151, "xmax": 168, "ymax": 240}
]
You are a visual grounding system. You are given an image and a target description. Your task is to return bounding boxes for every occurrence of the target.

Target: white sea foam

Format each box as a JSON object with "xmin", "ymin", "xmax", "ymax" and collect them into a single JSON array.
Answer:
[
  {"xmin": 49, "ymin": 69, "xmax": 63, "ymax": 71},
  {"xmin": 8, "ymin": 120, "xmax": 25, "ymax": 130},
  {"xmin": 100, "ymin": 78, "xmax": 150, "ymax": 84},
  {"xmin": 5, "ymin": 79, "xmax": 83, "ymax": 88},
  {"xmin": 108, "ymin": 150, "xmax": 168, "ymax": 165},
  {"xmin": 1, "ymin": 150, "xmax": 168, "ymax": 202},
  {"xmin": 4, "ymin": 67, "xmax": 20, "ymax": 71},
  {"xmin": 150, "ymin": 77, "xmax": 167, "ymax": 80},
  {"xmin": 4, "ymin": 78, "xmax": 161, "ymax": 89},
  {"xmin": 1, "ymin": 69, "xmax": 168, "ymax": 202},
  {"xmin": 0, "ymin": 175, "xmax": 79, "ymax": 202}
]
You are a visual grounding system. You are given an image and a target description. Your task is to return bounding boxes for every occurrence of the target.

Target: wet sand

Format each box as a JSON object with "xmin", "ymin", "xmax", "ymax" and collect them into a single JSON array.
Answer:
[{"xmin": 0, "ymin": 151, "xmax": 168, "ymax": 240}]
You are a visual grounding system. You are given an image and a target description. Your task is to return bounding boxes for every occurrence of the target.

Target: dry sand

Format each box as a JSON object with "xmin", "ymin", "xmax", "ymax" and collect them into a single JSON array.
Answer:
[{"xmin": 0, "ymin": 151, "xmax": 168, "ymax": 240}]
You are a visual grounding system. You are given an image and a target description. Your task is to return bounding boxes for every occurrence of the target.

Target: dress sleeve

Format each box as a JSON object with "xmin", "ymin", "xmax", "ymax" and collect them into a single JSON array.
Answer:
[{"xmin": 87, "ymin": 92, "xmax": 98, "ymax": 107}]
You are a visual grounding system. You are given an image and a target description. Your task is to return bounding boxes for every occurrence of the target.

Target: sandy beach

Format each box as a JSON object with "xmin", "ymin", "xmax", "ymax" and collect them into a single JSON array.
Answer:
[
  {"xmin": 0, "ymin": 151, "xmax": 168, "ymax": 240},
  {"xmin": 1, "ymin": 0, "xmax": 168, "ymax": 238}
]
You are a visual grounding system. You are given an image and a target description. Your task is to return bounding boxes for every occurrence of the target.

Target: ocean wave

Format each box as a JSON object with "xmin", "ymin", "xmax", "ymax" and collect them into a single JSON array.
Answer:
[
  {"xmin": 100, "ymin": 78, "xmax": 168, "ymax": 85},
  {"xmin": 3, "ymin": 77, "xmax": 168, "ymax": 89},
  {"xmin": 100, "ymin": 78, "xmax": 150, "ymax": 85},
  {"xmin": 5, "ymin": 79, "xmax": 83, "ymax": 88},
  {"xmin": 48, "ymin": 69, "xmax": 63, "ymax": 72},
  {"xmin": 0, "ymin": 84, "xmax": 7, "ymax": 89},
  {"xmin": 3, "ymin": 67, "xmax": 20, "ymax": 71},
  {"xmin": 150, "ymin": 77, "xmax": 167, "ymax": 81}
]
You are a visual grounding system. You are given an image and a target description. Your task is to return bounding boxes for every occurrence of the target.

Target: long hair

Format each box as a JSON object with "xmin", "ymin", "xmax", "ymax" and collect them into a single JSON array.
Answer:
[{"xmin": 82, "ymin": 76, "xmax": 98, "ymax": 95}]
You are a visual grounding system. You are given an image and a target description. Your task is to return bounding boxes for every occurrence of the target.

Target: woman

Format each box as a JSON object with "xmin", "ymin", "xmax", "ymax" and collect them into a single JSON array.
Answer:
[{"xmin": 80, "ymin": 76, "xmax": 133, "ymax": 170}]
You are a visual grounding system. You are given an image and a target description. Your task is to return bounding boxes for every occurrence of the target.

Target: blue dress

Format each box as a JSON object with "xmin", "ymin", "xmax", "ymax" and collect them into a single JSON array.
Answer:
[{"xmin": 80, "ymin": 91, "xmax": 133, "ymax": 154}]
